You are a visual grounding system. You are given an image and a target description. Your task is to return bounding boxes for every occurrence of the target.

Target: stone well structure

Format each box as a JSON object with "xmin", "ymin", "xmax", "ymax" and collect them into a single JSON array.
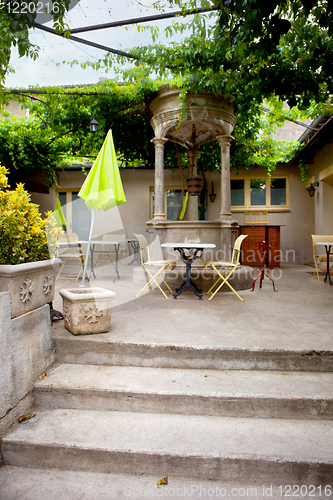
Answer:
[{"xmin": 135, "ymin": 85, "xmax": 253, "ymax": 291}]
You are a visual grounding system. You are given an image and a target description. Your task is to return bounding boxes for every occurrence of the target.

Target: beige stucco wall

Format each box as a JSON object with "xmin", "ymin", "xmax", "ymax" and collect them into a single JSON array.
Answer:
[{"xmin": 305, "ymin": 141, "xmax": 333, "ymax": 235}]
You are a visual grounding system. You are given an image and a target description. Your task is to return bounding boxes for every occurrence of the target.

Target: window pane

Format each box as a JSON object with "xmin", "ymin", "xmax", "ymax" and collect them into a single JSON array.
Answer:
[
  {"xmin": 271, "ymin": 178, "xmax": 286, "ymax": 205},
  {"xmin": 231, "ymin": 179, "xmax": 244, "ymax": 206},
  {"xmin": 167, "ymin": 189, "xmax": 183, "ymax": 221},
  {"xmin": 250, "ymin": 179, "xmax": 266, "ymax": 206},
  {"xmin": 152, "ymin": 189, "xmax": 186, "ymax": 220}
]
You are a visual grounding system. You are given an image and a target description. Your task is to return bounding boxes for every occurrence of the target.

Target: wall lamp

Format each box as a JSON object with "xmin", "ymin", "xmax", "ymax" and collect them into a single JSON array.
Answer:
[
  {"xmin": 307, "ymin": 182, "xmax": 319, "ymax": 197},
  {"xmin": 209, "ymin": 181, "xmax": 216, "ymax": 202}
]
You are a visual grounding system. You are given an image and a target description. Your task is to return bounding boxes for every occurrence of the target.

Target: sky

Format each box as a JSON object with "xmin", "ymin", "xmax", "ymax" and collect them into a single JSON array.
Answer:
[{"xmin": 5, "ymin": 0, "xmax": 195, "ymax": 89}]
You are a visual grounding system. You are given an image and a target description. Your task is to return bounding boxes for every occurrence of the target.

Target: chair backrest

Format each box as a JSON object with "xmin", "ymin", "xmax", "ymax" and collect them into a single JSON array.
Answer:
[
  {"xmin": 102, "ymin": 233, "xmax": 126, "ymax": 243},
  {"xmin": 57, "ymin": 233, "xmax": 81, "ymax": 257},
  {"xmin": 133, "ymin": 233, "xmax": 150, "ymax": 264},
  {"xmin": 57, "ymin": 233, "xmax": 79, "ymax": 244},
  {"xmin": 311, "ymin": 235, "xmax": 333, "ymax": 255},
  {"xmin": 231, "ymin": 234, "xmax": 248, "ymax": 264}
]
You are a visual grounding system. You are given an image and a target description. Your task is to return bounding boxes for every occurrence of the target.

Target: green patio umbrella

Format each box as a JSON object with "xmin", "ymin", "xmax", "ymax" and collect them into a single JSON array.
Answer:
[
  {"xmin": 54, "ymin": 199, "xmax": 67, "ymax": 230},
  {"xmin": 78, "ymin": 130, "xmax": 126, "ymax": 287}
]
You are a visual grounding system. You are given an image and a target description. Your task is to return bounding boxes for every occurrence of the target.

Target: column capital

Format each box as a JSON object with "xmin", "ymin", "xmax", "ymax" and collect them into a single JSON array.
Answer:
[
  {"xmin": 151, "ymin": 137, "xmax": 168, "ymax": 148},
  {"xmin": 216, "ymin": 134, "xmax": 234, "ymax": 147}
]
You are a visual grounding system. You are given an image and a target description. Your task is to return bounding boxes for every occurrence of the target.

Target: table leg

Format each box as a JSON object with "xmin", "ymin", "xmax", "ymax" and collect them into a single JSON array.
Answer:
[
  {"xmin": 324, "ymin": 245, "xmax": 332, "ymax": 285},
  {"xmin": 128, "ymin": 241, "xmax": 140, "ymax": 265},
  {"xmin": 113, "ymin": 244, "xmax": 120, "ymax": 282},
  {"xmin": 173, "ymin": 249, "xmax": 203, "ymax": 300}
]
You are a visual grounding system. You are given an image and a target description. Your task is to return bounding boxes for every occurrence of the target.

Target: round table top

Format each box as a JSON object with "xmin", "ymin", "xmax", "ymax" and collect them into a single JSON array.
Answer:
[{"xmin": 161, "ymin": 242, "xmax": 216, "ymax": 249}]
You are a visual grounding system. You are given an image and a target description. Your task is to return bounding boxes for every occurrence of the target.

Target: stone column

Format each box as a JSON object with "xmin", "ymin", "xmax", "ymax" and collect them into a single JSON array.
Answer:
[
  {"xmin": 184, "ymin": 149, "xmax": 200, "ymax": 221},
  {"xmin": 151, "ymin": 137, "xmax": 168, "ymax": 220},
  {"xmin": 217, "ymin": 135, "xmax": 234, "ymax": 223}
]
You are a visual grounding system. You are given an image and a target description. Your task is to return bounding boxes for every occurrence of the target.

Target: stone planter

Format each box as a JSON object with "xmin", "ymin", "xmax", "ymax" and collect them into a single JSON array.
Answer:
[
  {"xmin": 59, "ymin": 287, "xmax": 116, "ymax": 335},
  {"xmin": 0, "ymin": 258, "xmax": 61, "ymax": 319}
]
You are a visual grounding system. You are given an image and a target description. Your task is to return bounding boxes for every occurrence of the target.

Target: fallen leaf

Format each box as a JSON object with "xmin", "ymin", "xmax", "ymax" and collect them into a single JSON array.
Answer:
[
  {"xmin": 39, "ymin": 373, "xmax": 47, "ymax": 380},
  {"xmin": 18, "ymin": 412, "xmax": 36, "ymax": 423},
  {"xmin": 157, "ymin": 475, "xmax": 168, "ymax": 486}
]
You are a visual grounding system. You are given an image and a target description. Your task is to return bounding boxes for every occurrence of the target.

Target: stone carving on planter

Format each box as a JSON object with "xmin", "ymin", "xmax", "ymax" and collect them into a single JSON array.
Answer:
[
  {"xmin": 43, "ymin": 274, "xmax": 54, "ymax": 295},
  {"xmin": 20, "ymin": 279, "xmax": 34, "ymax": 303},
  {"xmin": 85, "ymin": 305, "xmax": 103, "ymax": 324},
  {"xmin": 0, "ymin": 258, "xmax": 61, "ymax": 318},
  {"xmin": 59, "ymin": 287, "xmax": 116, "ymax": 335},
  {"xmin": 63, "ymin": 304, "xmax": 71, "ymax": 324}
]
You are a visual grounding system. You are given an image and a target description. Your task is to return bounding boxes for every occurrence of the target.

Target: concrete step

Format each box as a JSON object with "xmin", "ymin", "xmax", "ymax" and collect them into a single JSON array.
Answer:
[
  {"xmin": 53, "ymin": 324, "xmax": 333, "ymax": 372},
  {"xmin": 3, "ymin": 465, "xmax": 328, "ymax": 500},
  {"xmin": 52, "ymin": 320, "xmax": 333, "ymax": 372},
  {"xmin": 2, "ymin": 409, "xmax": 333, "ymax": 485},
  {"xmin": 34, "ymin": 363, "xmax": 333, "ymax": 420}
]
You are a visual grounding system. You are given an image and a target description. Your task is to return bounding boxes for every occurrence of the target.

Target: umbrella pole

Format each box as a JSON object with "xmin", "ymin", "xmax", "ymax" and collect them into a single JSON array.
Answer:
[{"xmin": 80, "ymin": 208, "xmax": 96, "ymax": 288}]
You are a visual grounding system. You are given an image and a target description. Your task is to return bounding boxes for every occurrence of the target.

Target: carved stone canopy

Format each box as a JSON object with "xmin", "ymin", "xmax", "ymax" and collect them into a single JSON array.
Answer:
[{"xmin": 148, "ymin": 85, "xmax": 237, "ymax": 150}]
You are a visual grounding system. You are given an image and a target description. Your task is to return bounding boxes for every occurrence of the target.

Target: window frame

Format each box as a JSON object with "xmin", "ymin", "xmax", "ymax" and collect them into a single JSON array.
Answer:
[
  {"xmin": 150, "ymin": 186, "xmax": 187, "ymax": 220},
  {"xmin": 231, "ymin": 175, "xmax": 289, "ymax": 212}
]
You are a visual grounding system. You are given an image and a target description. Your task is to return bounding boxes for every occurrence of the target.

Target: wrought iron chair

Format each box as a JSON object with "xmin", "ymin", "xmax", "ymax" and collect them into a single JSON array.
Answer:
[
  {"xmin": 133, "ymin": 233, "xmax": 176, "ymax": 299},
  {"xmin": 204, "ymin": 234, "xmax": 248, "ymax": 301}
]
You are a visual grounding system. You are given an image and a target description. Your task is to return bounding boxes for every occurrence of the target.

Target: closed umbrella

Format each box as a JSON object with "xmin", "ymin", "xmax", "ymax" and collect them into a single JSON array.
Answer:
[
  {"xmin": 54, "ymin": 199, "xmax": 67, "ymax": 230},
  {"xmin": 78, "ymin": 130, "xmax": 126, "ymax": 287}
]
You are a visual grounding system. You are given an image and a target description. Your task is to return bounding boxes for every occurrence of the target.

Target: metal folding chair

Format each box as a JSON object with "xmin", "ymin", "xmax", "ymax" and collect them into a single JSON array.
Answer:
[
  {"xmin": 311, "ymin": 234, "xmax": 333, "ymax": 282},
  {"xmin": 133, "ymin": 233, "xmax": 176, "ymax": 299},
  {"xmin": 56, "ymin": 233, "xmax": 87, "ymax": 281},
  {"xmin": 204, "ymin": 234, "xmax": 248, "ymax": 301}
]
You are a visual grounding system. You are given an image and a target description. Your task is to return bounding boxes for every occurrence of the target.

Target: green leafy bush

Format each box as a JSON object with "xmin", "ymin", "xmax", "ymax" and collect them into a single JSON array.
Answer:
[{"xmin": 0, "ymin": 165, "xmax": 62, "ymax": 265}]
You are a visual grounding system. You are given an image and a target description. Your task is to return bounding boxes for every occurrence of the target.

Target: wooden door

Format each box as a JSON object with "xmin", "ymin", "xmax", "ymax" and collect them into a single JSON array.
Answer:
[{"xmin": 240, "ymin": 226, "xmax": 266, "ymax": 266}]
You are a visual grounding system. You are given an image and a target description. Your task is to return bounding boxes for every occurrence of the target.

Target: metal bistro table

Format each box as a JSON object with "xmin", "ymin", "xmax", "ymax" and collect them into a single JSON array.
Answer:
[
  {"xmin": 161, "ymin": 242, "xmax": 216, "ymax": 300},
  {"xmin": 84, "ymin": 238, "xmax": 139, "ymax": 282},
  {"xmin": 59, "ymin": 239, "xmax": 138, "ymax": 282},
  {"xmin": 315, "ymin": 241, "xmax": 333, "ymax": 285}
]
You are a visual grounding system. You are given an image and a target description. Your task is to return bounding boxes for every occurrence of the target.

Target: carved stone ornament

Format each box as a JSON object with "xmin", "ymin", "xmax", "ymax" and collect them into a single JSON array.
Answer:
[
  {"xmin": 63, "ymin": 304, "xmax": 71, "ymax": 324},
  {"xmin": 43, "ymin": 274, "xmax": 54, "ymax": 295},
  {"xmin": 85, "ymin": 304, "xmax": 103, "ymax": 324},
  {"xmin": 20, "ymin": 279, "xmax": 34, "ymax": 303}
]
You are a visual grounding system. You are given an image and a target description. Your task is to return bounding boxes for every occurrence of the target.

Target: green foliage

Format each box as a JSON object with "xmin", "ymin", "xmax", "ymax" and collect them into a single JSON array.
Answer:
[
  {"xmin": 1, "ymin": 76, "xmax": 312, "ymax": 185},
  {"xmin": 0, "ymin": 115, "xmax": 74, "ymax": 187},
  {"xmin": 44, "ymin": 210, "xmax": 64, "ymax": 258},
  {"xmin": 0, "ymin": 165, "xmax": 54, "ymax": 264}
]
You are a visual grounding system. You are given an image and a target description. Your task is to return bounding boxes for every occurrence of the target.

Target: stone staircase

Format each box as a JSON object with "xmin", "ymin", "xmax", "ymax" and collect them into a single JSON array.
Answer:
[{"xmin": 1, "ymin": 322, "xmax": 333, "ymax": 499}]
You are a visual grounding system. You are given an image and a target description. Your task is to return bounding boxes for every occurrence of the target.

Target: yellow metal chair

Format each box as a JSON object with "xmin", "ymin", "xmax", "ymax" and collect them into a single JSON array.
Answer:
[
  {"xmin": 133, "ymin": 233, "xmax": 176, "ymax": 299},
  {"xmin": 204, "ymin": 234, "xmax": 248, "ymax": 301},
  {"xmin": 311, "ymin": 234, "xmax": 333, "ymax": 281},
  {"xmin": 56, "ymin": 233, "xmax": 87, "ymax": 281}
]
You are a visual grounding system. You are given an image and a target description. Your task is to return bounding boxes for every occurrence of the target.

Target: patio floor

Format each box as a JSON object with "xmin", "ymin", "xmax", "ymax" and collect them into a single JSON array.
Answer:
[{"xmin": 53, "ymin": 263, "xmax": 333, "ymax": 354}]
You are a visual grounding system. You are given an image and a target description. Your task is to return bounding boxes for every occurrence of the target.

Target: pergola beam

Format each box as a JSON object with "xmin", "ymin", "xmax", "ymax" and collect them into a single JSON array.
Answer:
[{"xmin": 68, "ymin": 7, "xmax": 220, "ymax": 34}]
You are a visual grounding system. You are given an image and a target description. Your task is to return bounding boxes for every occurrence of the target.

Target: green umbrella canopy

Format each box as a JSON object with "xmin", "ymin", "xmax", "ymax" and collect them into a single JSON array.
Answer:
[
  {"xmin": 54, "ymin": 198, "xmax": 67, "ymax": 226},
  {"xmin": 78, "ymin": 130, "xmax": 126, "ymax": 211}
]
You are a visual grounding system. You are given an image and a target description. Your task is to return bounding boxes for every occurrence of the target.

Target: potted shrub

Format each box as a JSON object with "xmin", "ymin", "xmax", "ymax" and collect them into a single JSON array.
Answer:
[{"xmin": 0, "ymin": 166, "xmax": 61, "ymax": 318}]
